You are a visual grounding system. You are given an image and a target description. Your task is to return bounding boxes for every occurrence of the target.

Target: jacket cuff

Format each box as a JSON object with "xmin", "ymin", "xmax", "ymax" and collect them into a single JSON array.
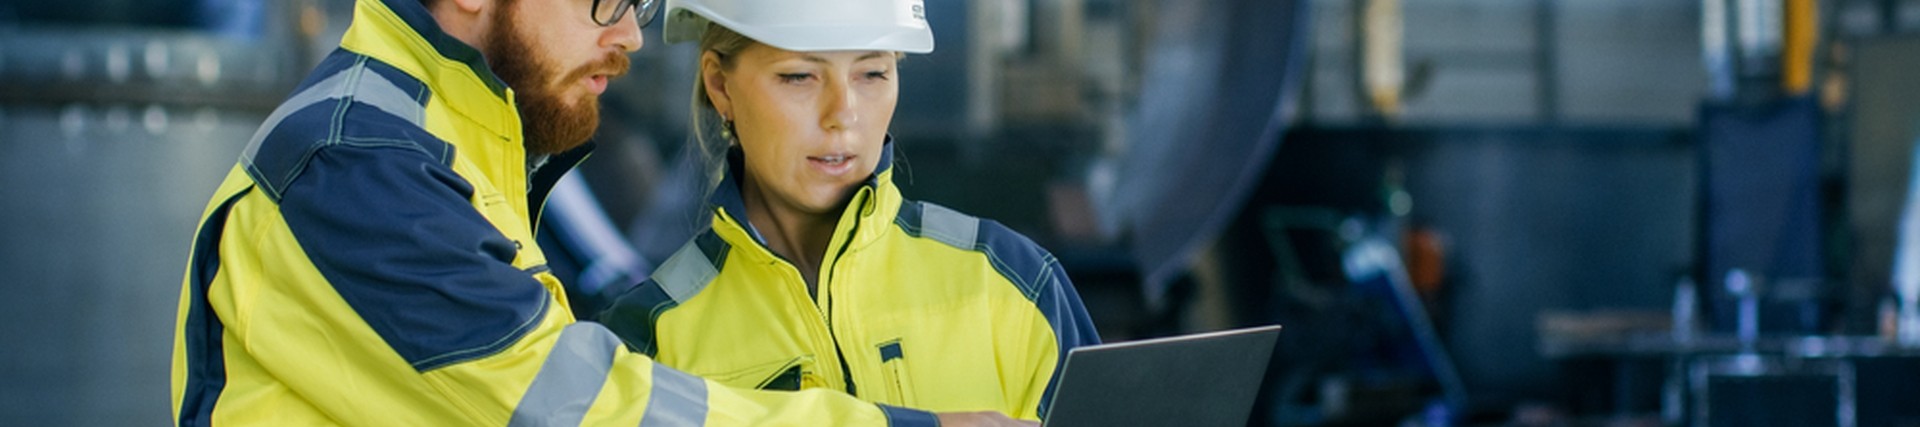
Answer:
[{"xmin": 877, "ymin": 404, "xmax": 939, "ymax": 427}]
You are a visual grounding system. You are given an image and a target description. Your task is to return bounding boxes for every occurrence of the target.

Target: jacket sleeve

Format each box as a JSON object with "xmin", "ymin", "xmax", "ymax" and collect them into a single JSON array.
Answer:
[
  {"xmin": 219, "ymin": 143, "xmax": 933, "ymax": 426},
  {"xmin": 968, "ymin": 216, "xmax": 1101, "ymax": 421},
  {"xmin": 1015, "ymin": 252, "xmax": 1102, "ymax": 421}
]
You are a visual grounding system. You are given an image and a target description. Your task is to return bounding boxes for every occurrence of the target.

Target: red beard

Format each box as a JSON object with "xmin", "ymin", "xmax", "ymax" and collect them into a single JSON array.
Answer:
[{"xmin": 486, "ymin": 6, "xmax": 630, "ymax": 155}]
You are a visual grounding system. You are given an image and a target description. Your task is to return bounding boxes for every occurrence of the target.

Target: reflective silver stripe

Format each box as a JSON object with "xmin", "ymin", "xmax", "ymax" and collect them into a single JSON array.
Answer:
[
  {"xmin": 353, "ymin": 69, "xmax": 427, "ymax": 127},
  {"xmin": 640, "ymin": 363, "xmax": 709, "ymax": 427},
  {"xmin": 241, "ymin": 67, "xmax": 351, "ymax": 165},
  {"xmin": 508, "ymin": 323, "xmax": 620, "ymax": 427},
  {"xmin": 241, "ymin": 58, "xmax": 426, "ymax": 169},
  {"xmin": 652, "ymin": 240, "xmax": 717, "ymax": 303},
  {"xmin": 920, "ymin": 202, "xmax": 980, "ymax": 250}
]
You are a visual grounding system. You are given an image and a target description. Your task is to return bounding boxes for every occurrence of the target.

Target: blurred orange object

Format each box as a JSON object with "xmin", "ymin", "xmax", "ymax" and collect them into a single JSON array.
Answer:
[{"xmin": 1403, "ymin": 225, "xmax": 1446, "ymax": 298}]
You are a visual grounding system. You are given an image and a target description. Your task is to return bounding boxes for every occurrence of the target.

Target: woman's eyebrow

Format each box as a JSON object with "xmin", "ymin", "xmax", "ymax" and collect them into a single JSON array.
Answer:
[{"xmin": 797, "ymin": 52, "xmax": 890, "ymax": 64}]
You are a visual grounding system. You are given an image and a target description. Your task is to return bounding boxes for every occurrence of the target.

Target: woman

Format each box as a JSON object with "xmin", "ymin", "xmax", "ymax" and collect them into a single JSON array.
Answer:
[{"xmin": 597, "ymin": 0, "xmax": 1100, "ymax": 420}]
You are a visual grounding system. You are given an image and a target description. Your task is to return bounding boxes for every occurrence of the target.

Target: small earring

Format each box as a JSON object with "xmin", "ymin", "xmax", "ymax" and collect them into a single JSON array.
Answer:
[{"xmin": 720, "ymin": 118, "xmax": 736, "ymax": 140}]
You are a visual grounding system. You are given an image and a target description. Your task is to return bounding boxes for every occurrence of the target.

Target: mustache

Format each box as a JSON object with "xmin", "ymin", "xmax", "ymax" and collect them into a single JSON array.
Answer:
[{"xmin": 564, "ymin": 52, "xmax": 632, "ymax": 83}]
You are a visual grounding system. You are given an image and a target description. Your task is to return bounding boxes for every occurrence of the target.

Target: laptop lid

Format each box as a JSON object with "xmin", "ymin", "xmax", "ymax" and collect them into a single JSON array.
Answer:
[{"xmin": 1042, "ymin": 325, "xmax": 1282, "ymax": 427}]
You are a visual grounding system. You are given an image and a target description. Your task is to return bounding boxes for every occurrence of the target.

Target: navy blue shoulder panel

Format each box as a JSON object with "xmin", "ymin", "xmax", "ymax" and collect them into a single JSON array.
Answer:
[
  {"xmin": 244, "ymin": 53, "xmax": 443, "ymax": 202},
  {"xmin": 893, "ymin": 201, "xmax": 1102, "ymax": 418},
  {"xmin": 297, "ymin": 49, "xmax": 362, "ymax": 93},
  {"xmin": 594, "ymin": 230, "xmax": 730, "ymax": 357},
  {"xmin": 278, "ymin": 136, "xmax": 549, "ymax": 372},
  {"xmin": 354, "ymin": 59, "xmax": 449, "ymax": 163}
]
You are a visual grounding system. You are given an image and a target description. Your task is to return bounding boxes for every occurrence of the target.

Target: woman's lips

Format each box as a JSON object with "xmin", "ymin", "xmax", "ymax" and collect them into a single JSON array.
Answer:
[{"xmin": 808, "ymin": 154, "xmax": 856, "ymax": 176}]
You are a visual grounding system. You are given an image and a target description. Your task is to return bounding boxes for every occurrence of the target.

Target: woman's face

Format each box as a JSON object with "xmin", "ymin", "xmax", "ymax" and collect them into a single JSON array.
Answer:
[{"xmin": 704, "ymin": 42, "xmax": 899, "ymax": 216}]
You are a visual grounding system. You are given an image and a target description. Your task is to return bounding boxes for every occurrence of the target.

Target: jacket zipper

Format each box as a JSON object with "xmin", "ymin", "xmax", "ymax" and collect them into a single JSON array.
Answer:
[
  {"xmin": 820, "ymin": 188, "xmax": 867, "ymax": 396},
  {"xmin": 745, "ymin": 189, "xmax": 870, "ymax": 395},
  {"xmin": 730, "ymin": 208, "xmax": 847, "ymax": 394}
]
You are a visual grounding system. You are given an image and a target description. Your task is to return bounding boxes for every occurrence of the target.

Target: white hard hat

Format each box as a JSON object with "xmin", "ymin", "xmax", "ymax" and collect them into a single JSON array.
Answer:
[{"xmin": 662, "ymin": 0, "xmax": 934, "ymax": 53}]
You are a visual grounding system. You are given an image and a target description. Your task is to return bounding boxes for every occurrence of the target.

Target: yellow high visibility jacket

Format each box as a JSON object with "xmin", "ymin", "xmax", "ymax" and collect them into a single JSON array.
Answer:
[
  {"xmin": 597, "ymin": 143, "xmax": 1102, "ymax": 421},
  {"xmin": 170, "ymin": 0, "xmax": 933, "ymax": 425}
]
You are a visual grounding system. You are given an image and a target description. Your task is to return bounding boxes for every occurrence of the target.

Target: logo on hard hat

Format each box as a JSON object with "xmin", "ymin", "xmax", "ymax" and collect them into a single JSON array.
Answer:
[{"xmin": 906, "ymin": 0, "xmax": 925, "ymax": 23}]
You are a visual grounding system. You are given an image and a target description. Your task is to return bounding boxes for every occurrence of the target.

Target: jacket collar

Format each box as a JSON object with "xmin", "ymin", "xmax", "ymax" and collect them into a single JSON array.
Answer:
[
  {"xmin": 339, "ymin": 0, "xmax": 521, "ymax": 142},
  {"xmin": 530, "ymin": 142, "xmax": 596, "ymax": 227},
  {"xmin": 340, "ymin": 0, "xmax": 589, "ymax": 228},
  {"xmin": 710, "ymin": 138, "xmax": 901, "ymax": 252}
]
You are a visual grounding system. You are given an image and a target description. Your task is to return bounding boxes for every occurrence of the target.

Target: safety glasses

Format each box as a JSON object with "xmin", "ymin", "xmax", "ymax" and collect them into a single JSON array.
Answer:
[{"xmin": 591, "ymin": 0, "xmax": 661, "ymax": 28}]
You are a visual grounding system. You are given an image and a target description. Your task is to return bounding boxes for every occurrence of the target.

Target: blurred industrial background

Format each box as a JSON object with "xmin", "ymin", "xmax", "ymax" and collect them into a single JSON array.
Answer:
[{"xmin": 7, "ymin": 0, "xmax": 1920, "ymax": 425}]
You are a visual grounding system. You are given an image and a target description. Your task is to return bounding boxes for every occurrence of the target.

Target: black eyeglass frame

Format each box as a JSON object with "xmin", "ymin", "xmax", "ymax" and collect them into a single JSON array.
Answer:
[{"xmin": 592, "ymin": 0, "xmax": 661, "ymax": 28}]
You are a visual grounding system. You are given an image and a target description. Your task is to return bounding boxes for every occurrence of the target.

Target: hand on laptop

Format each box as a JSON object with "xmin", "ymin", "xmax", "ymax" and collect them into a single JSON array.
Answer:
[{"xmin": 936, "ymin": 411, "xmax": 1039, "ymax": 427}]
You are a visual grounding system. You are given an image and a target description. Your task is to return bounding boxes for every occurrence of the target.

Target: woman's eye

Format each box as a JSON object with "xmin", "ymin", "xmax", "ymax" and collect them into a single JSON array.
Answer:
[
  {"xmin": 864, "ymin": 70, "xmax": 892, "ymax": 81},
  {"xmin": 777, "ymin": 73, "xmax": 813, "ymax": 83}
]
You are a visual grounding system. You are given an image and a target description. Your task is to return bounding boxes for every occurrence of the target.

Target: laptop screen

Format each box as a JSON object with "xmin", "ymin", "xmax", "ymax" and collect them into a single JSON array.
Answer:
[{"xmin": 1043, "ymin": 325, "xmax": 1282, "ymax": 427}]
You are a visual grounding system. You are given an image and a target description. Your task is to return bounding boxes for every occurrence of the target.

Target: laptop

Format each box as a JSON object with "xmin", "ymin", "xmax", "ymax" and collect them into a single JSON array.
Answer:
[{"xmin": 1042, "ymin": 325, "xmax": 1283, "ymax": 427}]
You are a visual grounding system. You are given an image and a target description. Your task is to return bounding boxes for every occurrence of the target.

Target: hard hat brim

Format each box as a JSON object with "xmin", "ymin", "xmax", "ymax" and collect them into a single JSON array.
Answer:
[{"xmin": 663, "ymin": 5, "xmax": 934, "ymax": 54}]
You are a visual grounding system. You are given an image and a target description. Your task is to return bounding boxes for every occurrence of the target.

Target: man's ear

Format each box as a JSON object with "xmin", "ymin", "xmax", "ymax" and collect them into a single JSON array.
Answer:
[
  {"xmin": 429, "ymin": 0, "xmax": 495, "ymax": 50},
  {"xmin": 701, "ymin": 51, "xmax": 732, "ymax": 118}
]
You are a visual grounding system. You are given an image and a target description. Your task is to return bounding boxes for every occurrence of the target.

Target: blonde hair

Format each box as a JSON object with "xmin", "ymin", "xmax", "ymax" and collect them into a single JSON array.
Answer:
[{"xmin": 690, "ymin": 24, "xmax": 756, "ymax": 194}]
